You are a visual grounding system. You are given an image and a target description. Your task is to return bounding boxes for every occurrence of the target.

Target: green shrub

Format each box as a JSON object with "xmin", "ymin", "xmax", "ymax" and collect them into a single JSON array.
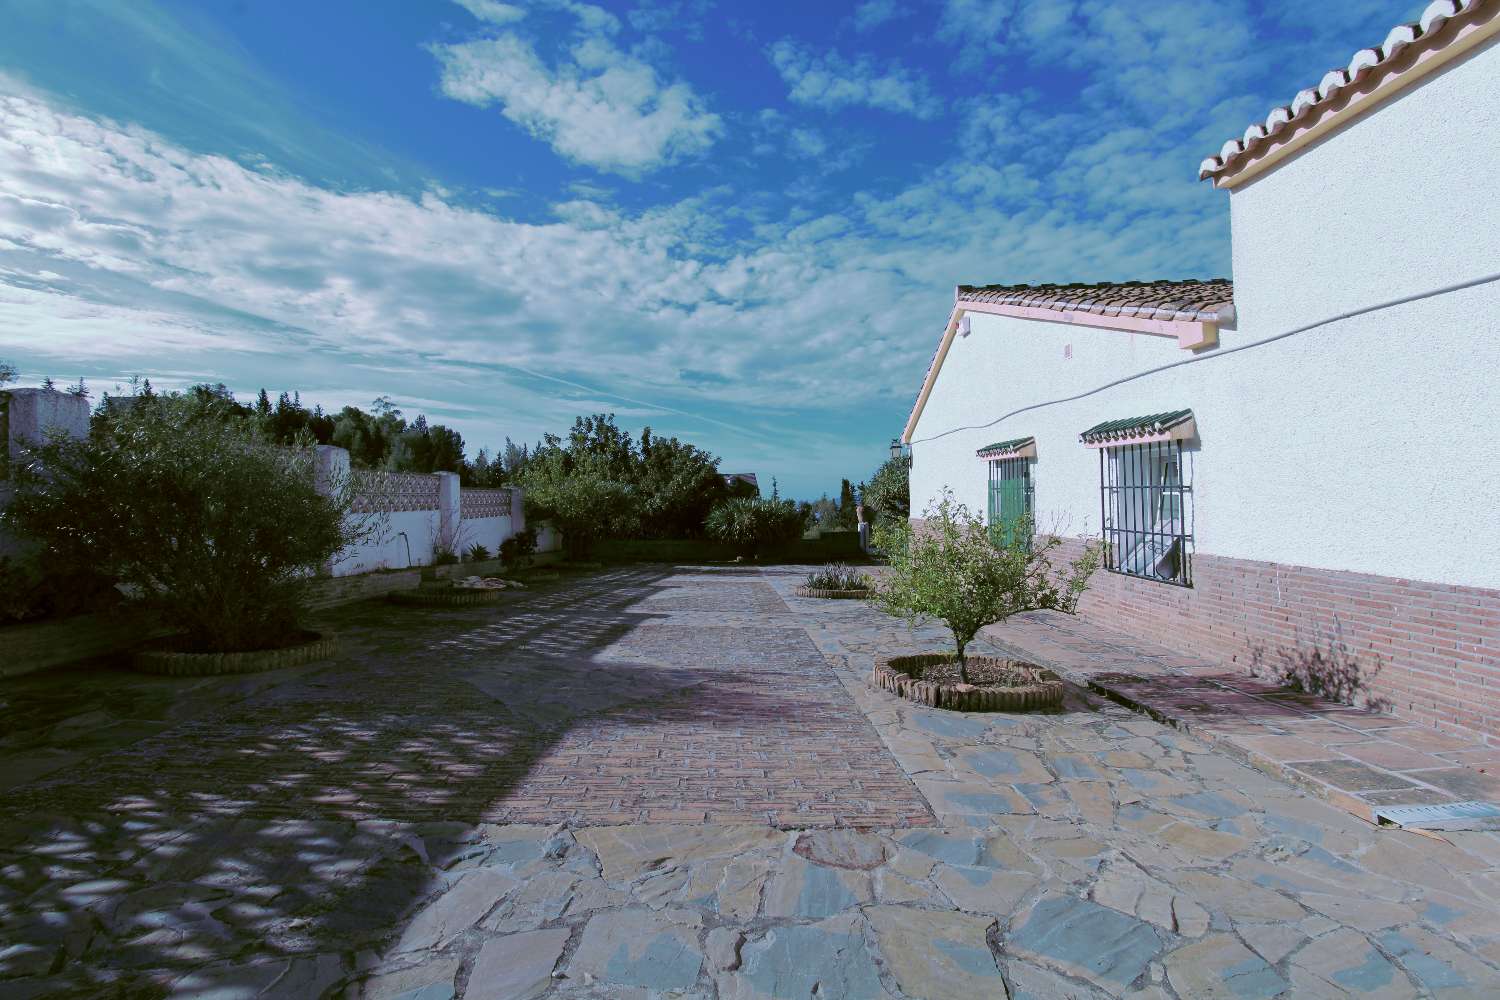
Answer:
[
  {"xmin": 2, "ymin": 394, "xmax": 365, "ymax": 653},
  {"xmin": 871, "ymin": 490, "xmax": 1101, "ymax": 684},
  {"xmin": 0, "ymin": 553, "xmax": 118, "ymax": 624},
  {"xmin": 704, "ymin": 496, "xmax": 808, "ymax": 557},
  {"xmin": 499, "ymin": 527, "xmax": 538, "ymax": 570},
  {"xmin": 864, "ymin": 454, "xmax": 911, "ymax": 527},
  {"xmin": 804, "ymin": 563, "xmax": 871, "ymax": 591},
  {"xmin": 432, "ymin": 544, "xmax": 460, "ymax": 566},
  {"xmin": 465, "ymin": 543, "xmax": 492, "ymax": 563}
]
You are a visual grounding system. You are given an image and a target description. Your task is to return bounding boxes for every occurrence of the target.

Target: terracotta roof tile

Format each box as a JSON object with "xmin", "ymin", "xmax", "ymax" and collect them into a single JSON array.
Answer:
[
  {"xmin": 1079, "ymin": 410, "xmax": 1194, "ymax": 445},
  {"xmin": 957, "ymin": 279, "xmax": 1233, "ymax": 324},
  {"xmin": 1200, "ymin": 0, "xmax": 1492, "ymax": 182},
  {"xmin": 976, "ymin": 437, "xmax": 1034, "ymax": 458}
]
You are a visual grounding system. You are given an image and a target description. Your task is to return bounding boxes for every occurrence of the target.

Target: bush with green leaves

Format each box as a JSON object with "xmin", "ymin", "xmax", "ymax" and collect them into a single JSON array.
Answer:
[
  {"xmin": 804, "ymin": 563, "xmax": 871, "ymax": 591},
  {"xmin": 863, "ymin": 454, "xmax": 911, "ymax": 527},
  {"xmin": 2, "ymin": 394, "xmax": 366, "ymax": 653},
  {"xmin": 465, "ymin": 543, "xmax": 492, "ymax": 563},
  {"xmin": 704, "ymin": 495, "xmax": 808, "ymax": 557},
  {"xmin": 499, "ymin": 527, "xmax": 538, "ymax": 570},
  {"xmin": 872, "ymin": 490, "xmax": 1101, "ymax": 684}
]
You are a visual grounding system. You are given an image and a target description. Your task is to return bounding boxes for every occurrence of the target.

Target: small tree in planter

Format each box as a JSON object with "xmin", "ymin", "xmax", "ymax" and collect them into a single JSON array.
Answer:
[
  {"xmin": 872, "ymin": 490, "xmax": 1101, "ymax": 684},
  {"xmin": 3, "ymin": 394, "xmax": 366, "ymax": 655}
]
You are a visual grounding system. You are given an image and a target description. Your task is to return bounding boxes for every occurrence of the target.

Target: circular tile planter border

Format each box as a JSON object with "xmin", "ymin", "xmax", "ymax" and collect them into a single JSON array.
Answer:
[
  {"xmin": 872, "ymin": 653, "xmax": 1065, "ymax": 712},
  {"xmin": 795, "ymin": 586, "xmax": 872, "ymax": 600},
  {"xmin": 389, "ymin": 586, "xmax": 511, "ymax": 608},
  {"xmin": 133, "ymin": 631, "xmax": 337, "ymax": 676}
]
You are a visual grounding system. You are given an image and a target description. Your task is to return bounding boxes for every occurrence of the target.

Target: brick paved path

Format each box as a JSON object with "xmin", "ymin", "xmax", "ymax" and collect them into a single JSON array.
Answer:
[{"xmin": 1, "ymin": 564, "xmax": 1498, "ymax": 998}]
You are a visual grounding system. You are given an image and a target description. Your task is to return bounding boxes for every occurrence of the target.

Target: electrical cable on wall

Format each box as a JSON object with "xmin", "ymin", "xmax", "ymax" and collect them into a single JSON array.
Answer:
[{"xmin": 909, "ymin": 270, "xmax": 1500, "ymax": 446}]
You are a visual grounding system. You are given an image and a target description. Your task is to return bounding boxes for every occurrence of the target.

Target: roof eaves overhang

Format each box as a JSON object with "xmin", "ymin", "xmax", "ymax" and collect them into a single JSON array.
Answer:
[
  {"xmin": 901, "ymin": 297, "xmax": 1224, "ymax": 445},
  {"xmin": 1201, "ymin": 0, "xmax": 1500, "ymax": 190},
  {"xmin": 976, "ymin": 437, "xmax": 1037, "ymax": 460},
  {"xmin": 1080, "ymin": 410, "xmax": 1197, "ymax": 448}
]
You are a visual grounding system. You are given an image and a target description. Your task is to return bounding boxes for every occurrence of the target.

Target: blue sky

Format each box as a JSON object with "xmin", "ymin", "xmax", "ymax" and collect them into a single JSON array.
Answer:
[{"xmin": 0, "ymin": 0, "xmax": 1415, "ymax": 498}]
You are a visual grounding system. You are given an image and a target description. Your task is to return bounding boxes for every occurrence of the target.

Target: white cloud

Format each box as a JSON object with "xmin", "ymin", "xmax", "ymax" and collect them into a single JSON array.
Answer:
[
  {"xmin": 431, "ymin": 6, "xmax": 719, "ymax": 175},
  {"xmin": 852, "ymin": 0, "xmax": 906, "ymax": 33},
  {"xmin": 451, "ymin": 0, "xmax": 526, "ymax": 25},
  {"xmin": 787, "ymin": 128, "xmax": 828, "ymax": 159},
  {"xmin": 936, "ymin": 0, "xmax": 1017, "ymax": 69},
  {"xmin": 767, "ymin": 41, "xmax": 941, "ymax": 119}
]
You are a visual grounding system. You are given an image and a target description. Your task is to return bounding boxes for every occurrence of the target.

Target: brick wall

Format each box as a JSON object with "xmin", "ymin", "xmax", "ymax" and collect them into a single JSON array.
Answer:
[{"xmin": 1046, "ymin": 536, "xmax": 1500, "ymax": 745}]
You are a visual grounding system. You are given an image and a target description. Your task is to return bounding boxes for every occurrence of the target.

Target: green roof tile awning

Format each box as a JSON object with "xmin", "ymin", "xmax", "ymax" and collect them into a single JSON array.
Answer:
[
  {"xmin": 1079, "ymin": 409, "xmax": 1195, "ymax": 447},
  {"xmin": 976, "ymin": 436, "xmax": 1036, "ymax": 459}
]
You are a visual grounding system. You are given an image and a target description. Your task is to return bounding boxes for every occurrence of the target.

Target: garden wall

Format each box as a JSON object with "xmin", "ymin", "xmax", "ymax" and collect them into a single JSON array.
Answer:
[{"xmin": 314, "ymin": 447, "xmax": 533, "ymax": 575}]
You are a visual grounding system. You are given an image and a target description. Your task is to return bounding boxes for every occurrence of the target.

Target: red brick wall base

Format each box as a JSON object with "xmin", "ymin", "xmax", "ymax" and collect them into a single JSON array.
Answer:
[{"xmin": 1045, "ymin": 537, "xmax": 1500, "ymax": 745}]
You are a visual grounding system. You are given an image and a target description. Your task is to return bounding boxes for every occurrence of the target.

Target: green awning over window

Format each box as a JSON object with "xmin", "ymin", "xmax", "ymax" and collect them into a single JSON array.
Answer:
[
  {"xmin": 976, "ymin": 436, "xmax": 1036, "ymax": 459},
  {"xmin": 1080, "ymin": 410, "xmax": 1194, "ymax": 447}
]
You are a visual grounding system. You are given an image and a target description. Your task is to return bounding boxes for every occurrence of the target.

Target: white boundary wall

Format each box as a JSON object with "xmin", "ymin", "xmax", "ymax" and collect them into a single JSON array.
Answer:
[
  {"xmin": 315, "ymin": 446, "xmax": 532, "ymax": 577},
  {"xmin": 909, "ymin": 40, "xmax": 1500, "ymax": 590}
]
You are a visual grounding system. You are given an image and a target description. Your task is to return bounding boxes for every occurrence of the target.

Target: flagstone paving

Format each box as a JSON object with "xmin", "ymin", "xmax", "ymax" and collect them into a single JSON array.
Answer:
[
  {"xmin": 0, "ymin": 564, "xmax": 1497, "ymax": 997},
  {"xmin": 973, "ymin": 610, "xmax": 1500, "ymax": 823}
]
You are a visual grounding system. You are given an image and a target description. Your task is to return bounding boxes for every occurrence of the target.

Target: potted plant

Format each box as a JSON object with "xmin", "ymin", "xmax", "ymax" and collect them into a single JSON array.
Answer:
[
  {"xmin": 869, "ymin": 490, "xmax": 1101, "ymax": 711},
  {"xmin": 4, "ymin": 394, "xmax": 367, "ymax": 674},
  {"xmin": 796, "ymin": 563, "xmax": 874, "ymax": 599}
]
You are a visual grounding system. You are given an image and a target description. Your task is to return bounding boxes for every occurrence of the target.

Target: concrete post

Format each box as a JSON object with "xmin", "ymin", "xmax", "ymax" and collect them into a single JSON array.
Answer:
[
  {"xmin": 3, "ymin": 388, "xmax": 90, "ymax": 479},
  {"xmin": 509, "ymin": 486, "xmax": 526, "ymax": 537},
  {"xmin": 312, "ymin": 445, "xmax": 350, "ymax": 500},
  {"xmin": 437, "ymin": 471, "xmax": 460, "ymax": 554},
  {"xmin": 313, "ymin": 446, "xmax": 351, "ymax": 576}
]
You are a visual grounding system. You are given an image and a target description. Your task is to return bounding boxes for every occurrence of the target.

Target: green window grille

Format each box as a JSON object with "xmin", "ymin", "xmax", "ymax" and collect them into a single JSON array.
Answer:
[
  {"xmin": 1099, "ymin": 440, "xmax": 1193, "ymax": 587},
  {"xmin": 987, "ymin": 456, "xmax": 1033, "ymax": 550}
]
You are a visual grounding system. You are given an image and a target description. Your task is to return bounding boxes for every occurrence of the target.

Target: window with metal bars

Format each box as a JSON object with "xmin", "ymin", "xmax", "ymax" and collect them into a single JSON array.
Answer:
[
  {"xmin": 1099, "ymin": 440, "xmax": 1193, "ymax": 586},
  {"xmin": 987, "ymin": 456, "xmax": 1034, "ymax": 551}
]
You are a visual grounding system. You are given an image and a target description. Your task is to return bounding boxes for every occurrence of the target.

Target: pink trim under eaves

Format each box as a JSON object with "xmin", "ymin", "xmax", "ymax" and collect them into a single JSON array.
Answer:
[{"xmin": 957, "ymin": 300, "xmax": 1220, "ymax": 350}]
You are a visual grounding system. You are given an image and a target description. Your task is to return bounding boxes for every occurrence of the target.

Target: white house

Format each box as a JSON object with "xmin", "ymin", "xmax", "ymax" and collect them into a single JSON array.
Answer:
[{"xmin": 902, "ymin": 0, "xmax": 1500, "ymax": 743}]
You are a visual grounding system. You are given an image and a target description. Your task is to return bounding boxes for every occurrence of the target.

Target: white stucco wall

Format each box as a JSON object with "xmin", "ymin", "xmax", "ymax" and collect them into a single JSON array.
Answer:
[
  {"xmin": 1229, "ymin": 38, "xmax": 1500, "ymax": 341},
  {"xmin": 331, "ymin": 509, "xmax": 440, "ymax": 577},
  {"xmin": 910, "ymin": 33, "xmax": 1500, "ymax": 590},
  {"xmin": 459, "ymin": 514, "xmax": 514, "ymax": 557}
]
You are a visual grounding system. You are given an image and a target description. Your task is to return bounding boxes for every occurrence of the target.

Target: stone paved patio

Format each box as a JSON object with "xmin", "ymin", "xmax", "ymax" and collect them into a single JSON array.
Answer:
[
  {"xmin": 973, "ymin": 612, "xmax": 1500, "ymax": 825},
  {"xmin": 2, "ymin": 564, "xmax": 1499, "ymax": 998}
]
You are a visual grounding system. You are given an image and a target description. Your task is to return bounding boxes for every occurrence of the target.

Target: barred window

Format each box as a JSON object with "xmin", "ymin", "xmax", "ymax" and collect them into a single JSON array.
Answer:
[
  {"xmin": 987, "ymin": 456, "xmax": 1034, "ymax": 550},
  {"xmin": 1099, "ymin": 440, "xmax": 1193, "ymax": 586}
]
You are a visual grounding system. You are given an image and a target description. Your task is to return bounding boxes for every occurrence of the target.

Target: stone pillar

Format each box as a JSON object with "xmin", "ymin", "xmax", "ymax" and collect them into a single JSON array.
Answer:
[
  {"xmin": 312, "ymin": 446, "xmax": 352, "ymax": 576},
  {"xmin": 509, "ymin": 486, "xmax": 526, "ymax": 537},
  {"xmin": 437, "ymin": 471, "xmax": 460, "ymax": 553},
  {"xmin": 312, "ymin": 445, "xmax": 350, "ymax": 500},
  {"xmin": 2, "ymin": 388, "xmax": 90, "ymax": 479}
]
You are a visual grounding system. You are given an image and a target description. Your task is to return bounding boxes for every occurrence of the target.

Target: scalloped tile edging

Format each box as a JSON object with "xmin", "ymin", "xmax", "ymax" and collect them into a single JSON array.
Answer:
[
  {"xmin": 133, "ymin": 633, "xmax": 338, "ymax": 676},
  {"xmin": 388, "ymin": 586, "xmax": 510, "ymax": 608},
  {"xmin": 794, "ymin": 586, "xmax": 873, "ymax": 600},
  {"xmin": 872, "ymin": 654, "xmax": 1065, "ymax": 712},
  {"xmin": 518, "ymin": 571, "xmax": 561, "ymax": 583}
]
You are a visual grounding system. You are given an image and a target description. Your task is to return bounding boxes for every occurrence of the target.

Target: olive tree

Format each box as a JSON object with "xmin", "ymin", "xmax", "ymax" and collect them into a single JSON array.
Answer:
[
  {"xmin": 3, "ymin": 394, "xmax": 367, "ymax": 652},
  {"xmin": 872, "ymin": 490, "xmax": 1101, "ymax": 684}
]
